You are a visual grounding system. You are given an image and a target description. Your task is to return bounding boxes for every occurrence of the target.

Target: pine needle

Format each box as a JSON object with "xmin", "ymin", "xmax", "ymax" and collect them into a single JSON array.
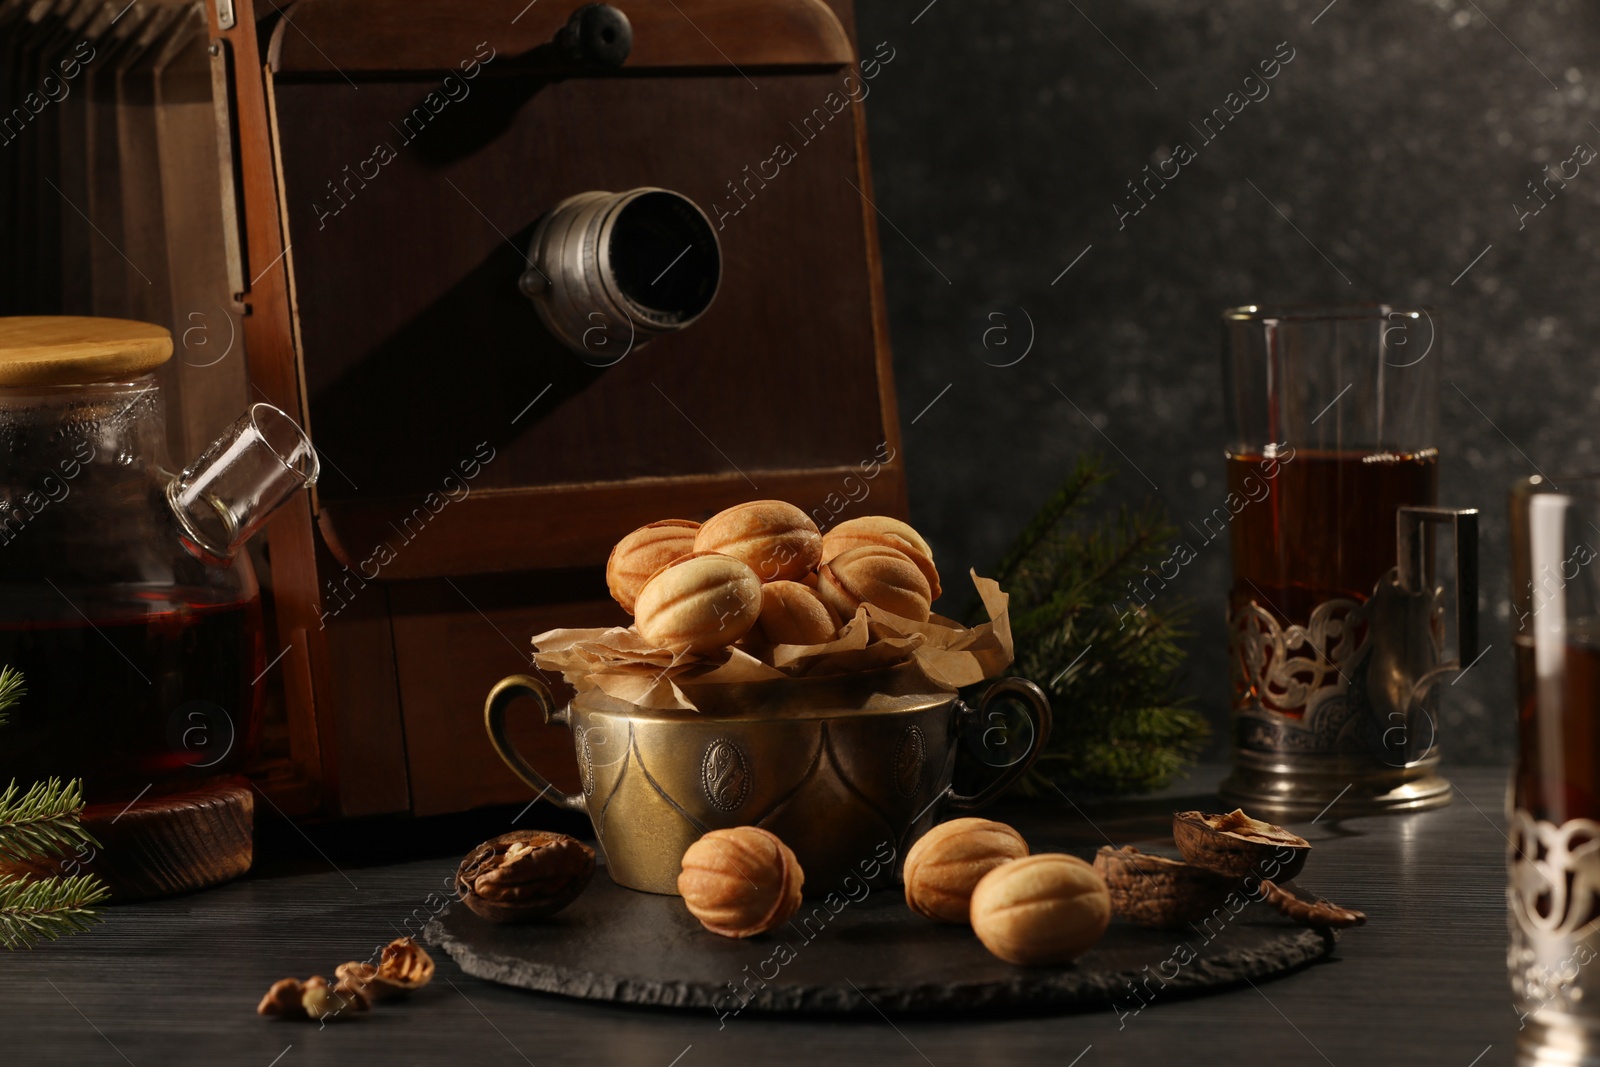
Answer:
[
  {"xmin": 0, "ymin": 778, "xmax": 97, "ymax": 863},
  {"xmin": 979, "ymin": 453, "xmax": 1208, "ymax": 796},
  {"xmin": 0, "ymin": 873, "xmax": 109, "ymax": 950},
  {"xmin": 0, "ymin": 666, "xmax": 24, "ymax": 728}
]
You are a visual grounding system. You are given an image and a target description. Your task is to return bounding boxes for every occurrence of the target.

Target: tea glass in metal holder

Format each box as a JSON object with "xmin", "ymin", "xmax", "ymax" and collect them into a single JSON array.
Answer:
[
  {"xmin": 1509, "ymin": 475, "xmax": 1600, "ymax": 1067},
  {"xmin": 1219, "ymin": 304, "xmax": 1477, "ymax": 816}
]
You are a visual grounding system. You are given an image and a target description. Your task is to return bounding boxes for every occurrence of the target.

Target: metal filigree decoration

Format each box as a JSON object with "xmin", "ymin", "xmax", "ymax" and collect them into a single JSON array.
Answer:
[
  {"xmin": 1229, "ymin": 595, "xmax": 1371, "ymax": 753},
  {"xmin": 575, "ymin": 726, "xmax": 595, "ymax": 797},
  {"xmin": 1511, "ymin": 810, "xmax": 1600, "ymax": 939},
  {"xmin": 1509, "ymin": 809, "xmax": 1600, "ymax": 1018},
  {"xmin": 893, "ymin": 726, "xmax": 925, "ymax": 799},
  {"xmin": 700, "ymin": 738, "xmax": 751, "ymax": 812}
]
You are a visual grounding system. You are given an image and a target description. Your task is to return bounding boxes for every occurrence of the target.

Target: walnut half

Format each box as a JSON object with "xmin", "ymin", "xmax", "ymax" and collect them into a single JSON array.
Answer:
[
  {"xmin": 456, "ymin": 831, "xmax": 596, "ymax": 923},
  {"xmin": 1173, "ymin": 809, "xmax": 1311, "ymax": 881},
  {"xmin": 1092, "ymin": 846, "xmax": 1235, "ymax": 929}
]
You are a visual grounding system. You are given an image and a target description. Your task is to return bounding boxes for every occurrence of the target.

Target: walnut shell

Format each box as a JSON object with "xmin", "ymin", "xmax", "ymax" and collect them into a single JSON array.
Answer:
[
  {"xmin": 678, "ymin": 826, "xmax": 804, "ymax": 938},
  {"xmin": 334, "ymin": 937, "xmax": 435, "ymax": 1002},
  {"xmin": 1173, "ymin": 809, "xmax": 1310, "ymax": 882},
  {"xmin": 903, "ymin": 818, "xmax": 1029, "ymax": 924},
  {"xmin": 694, "ymin": 500, "xmax": 822, "ymax": 582},
  {"xmin": 377, "ymin": 937, "xmax": 435, "ymax": 991},
  {"xmin": 822, "ymin": 515, "xmax": 941, "ymax": 600},
  {"xmin": 607, "ymin": 519, "xmax": 699, "ymax": 614},
  {"xmin": 969, "ymin": 853, "xmax": 1111, "ymax": 965},
  {"xmin": 1092, "ymin": 846, "xmax": 1235, "ymax": 929},
  {"xmin": 456, "ymin": 830, "xmax": 596, "ymax": 923},
  {"xmin": 257, "ymin": 977, "xmax": 307, "ymax": 1018},
  {"xmin": 816, "ymin": 545, "xmax": 932, "ymax": 623},
  {"xmin": 634, "ymin": 552, "xmax": 763, "ymax": 653},
  {"xmin": 332, "ymin": 962, "xmax": 386, "ymax": 1002},
  {"xmin": 754, "ymin": 580, "xmax": 840, "ymax": 646}
]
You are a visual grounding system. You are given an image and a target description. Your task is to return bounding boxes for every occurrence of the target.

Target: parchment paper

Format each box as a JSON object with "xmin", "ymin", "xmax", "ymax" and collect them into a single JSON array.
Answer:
[{"xmin": 531, "ymin": 570, "xmax": 1014, "ymax": 711}]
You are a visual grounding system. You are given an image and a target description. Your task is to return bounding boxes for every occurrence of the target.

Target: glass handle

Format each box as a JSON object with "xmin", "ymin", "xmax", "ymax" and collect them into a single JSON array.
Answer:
[{"xmin": 1397, "ymin": 505, "xmax": 1479, "ymax": 670}]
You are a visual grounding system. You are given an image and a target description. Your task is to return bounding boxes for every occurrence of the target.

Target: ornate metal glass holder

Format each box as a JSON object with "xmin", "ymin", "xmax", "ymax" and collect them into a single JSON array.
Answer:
[
  {"xmin": 1510, "ymin": 476, "xmax": 1600, "ymax": 1067},
  {"xmin": 1217, "ymin": 305, "xmax": 1477, "ymax": 817}
]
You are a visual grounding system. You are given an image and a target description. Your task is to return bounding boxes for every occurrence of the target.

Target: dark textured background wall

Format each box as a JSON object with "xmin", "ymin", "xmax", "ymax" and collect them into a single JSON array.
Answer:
[{"xmin": 852, "ymin": 0, "xmax": 1600, "ymax": 766}]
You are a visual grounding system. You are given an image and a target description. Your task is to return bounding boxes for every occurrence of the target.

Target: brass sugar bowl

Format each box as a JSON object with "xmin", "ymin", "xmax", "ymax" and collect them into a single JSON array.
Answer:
[{"xmin": 485, "ymin": 664, "xmax": 1051, "ymax": 895}]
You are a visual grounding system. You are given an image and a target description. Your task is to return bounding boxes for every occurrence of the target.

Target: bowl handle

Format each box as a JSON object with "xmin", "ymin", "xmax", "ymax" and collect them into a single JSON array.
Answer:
[
  {"xmin": 483, "ymin": 674, "xmax": 589, "ymax": 813},
  {"xmin": 943, "ymin": 676, "xmax": 1054, "ymax": 813}
]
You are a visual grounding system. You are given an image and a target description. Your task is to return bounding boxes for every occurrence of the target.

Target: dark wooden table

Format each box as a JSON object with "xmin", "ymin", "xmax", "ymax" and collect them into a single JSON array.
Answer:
[{"xmin": 1, "ymin": 764, "xmax": 1516, "ymax": 1066}]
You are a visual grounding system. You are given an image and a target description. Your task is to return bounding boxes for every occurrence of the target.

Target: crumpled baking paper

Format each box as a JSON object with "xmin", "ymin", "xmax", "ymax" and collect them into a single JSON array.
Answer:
[{"xmin": 531, "ymin": 569, "xmax": 1014, "ymax": 711}]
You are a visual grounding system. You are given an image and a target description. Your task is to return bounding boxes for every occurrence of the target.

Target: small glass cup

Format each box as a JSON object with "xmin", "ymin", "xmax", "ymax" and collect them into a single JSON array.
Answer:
[{"xmin": 167, "ymin": 402, "xmax": 320, "ymax": 563}]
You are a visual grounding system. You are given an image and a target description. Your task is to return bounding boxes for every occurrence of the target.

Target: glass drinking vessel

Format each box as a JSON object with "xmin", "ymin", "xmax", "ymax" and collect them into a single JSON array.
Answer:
[
  {"xmin": 1509, "ymin": 475, "xmax": 1600, "ymax": 1066},
  {"xmin": 1220, "ymin": 304, "xmax": 1477, "ymax": 816}
]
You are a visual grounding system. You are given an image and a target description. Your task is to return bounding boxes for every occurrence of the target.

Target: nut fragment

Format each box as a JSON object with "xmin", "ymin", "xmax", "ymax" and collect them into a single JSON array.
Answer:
[
  {"xmin": 378, "ymin": 937, "xmax": 435, "ymax": 990},
  {"xmin": 903, "ymin": 818, "xmax": 1029, "ymax": 924},
  {"xmin": 257, "ymin": 977, "xmax": 307, "ymax": 1018},
  {"xmin": 678, "ymin": 826, "xmax": 804, "ymax": 938},
  {"xmin": 754, "ymin": 580, "xmax": 839, "ymax": 646},
  {"xmin": 337, "ymin": 937, "xmax": 437, "ymax": 1001},
  {"xmin": 694, "ymin": 500, "xmax": 822, "ymax": 583},
  {"xmin": 1173, "ymin": 809, "xmax": 1310, "ymax": 881},
  {"xmin": 456, "ymin": 830, "xmax": 596, "ymax": 923},
  {"xmin": 1256, "ymin": 879, "xmax": 1366, "ymax": 928},
  {"xmin": 634, "ymin": 552, "xmax": 763, "ymax": 653},
  {"xmin": 816, "ymin": 545, "xmax": 932, "ymax": 623},
  {"xmin": 300, "ymin": 975, "xmax": 369, "ymax": 1021},
  {"xmin": 969, "ymin": 853, "xmax": 1111, "ymax": 965},
  {"xmin": 822, "ymin": 515, "xmax": 942, "ymax": 600},
  {"xmin": 607, "ymin": 519, "xmax": 699, "ymax": 614},
  {"xmin": 333, "ymin": 962, "xmax": 384, "ymax": 1001},
  {"xmin": 1092, "ymin": 846, "xmax": 1235, "ymax": 929}
]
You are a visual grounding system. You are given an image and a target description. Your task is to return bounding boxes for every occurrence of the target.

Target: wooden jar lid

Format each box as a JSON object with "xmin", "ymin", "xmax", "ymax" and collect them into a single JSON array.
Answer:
[{"xmin": 0, "ymin": 315, "xmax": 172, "ymax": 386}]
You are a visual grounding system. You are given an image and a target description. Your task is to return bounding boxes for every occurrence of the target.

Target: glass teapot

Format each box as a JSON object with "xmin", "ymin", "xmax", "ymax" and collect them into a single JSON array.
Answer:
[{"xmin": 0, "ymin": 317, "xmax": 317, "ymax": 803}]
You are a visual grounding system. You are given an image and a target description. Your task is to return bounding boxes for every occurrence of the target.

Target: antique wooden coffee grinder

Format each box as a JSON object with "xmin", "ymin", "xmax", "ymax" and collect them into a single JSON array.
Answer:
[{"xmin": 1, "ymin": 0, "xmax": 904, "ymax": 835}]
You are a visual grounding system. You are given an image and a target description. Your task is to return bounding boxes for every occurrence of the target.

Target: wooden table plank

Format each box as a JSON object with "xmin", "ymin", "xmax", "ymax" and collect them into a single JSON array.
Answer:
[{"xmin": 0, "ymin": 764, "xmax": 1515, "ymax": 1066}]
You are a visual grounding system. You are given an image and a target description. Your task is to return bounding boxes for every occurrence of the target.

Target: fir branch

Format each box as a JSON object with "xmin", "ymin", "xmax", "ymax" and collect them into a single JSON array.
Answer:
[
  {"xmin": 989, "ymin": 456, "xmax": 1110, "ymax": 594},
  {"xmin": 0, "ymin": 873, "xmax": 109, "ymax": 950},
  {"xmin": 0, "ymin": 778, "xmax": 96, "ymax": 864},
  {"xmin": 978, "ymin": 453, "xmax": 1208, "ymax": 796},
  {"xmin": 0, "ymin": 666, "xmax": 24, "ymax": 728}
]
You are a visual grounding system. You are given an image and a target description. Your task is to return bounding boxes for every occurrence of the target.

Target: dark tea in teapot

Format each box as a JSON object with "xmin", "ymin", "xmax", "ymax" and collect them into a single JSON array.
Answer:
[
  {"xmin": 0, "ymin": 317, "xmax": 315, "ymax": 806},
  {"xmin": 0, "ymin": 597, "xmax": 264, "ymax": 801}
]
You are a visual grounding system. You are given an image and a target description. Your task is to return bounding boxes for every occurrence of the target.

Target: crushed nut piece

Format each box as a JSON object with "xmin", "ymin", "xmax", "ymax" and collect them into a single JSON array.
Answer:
[
  {"xmin": 1256, "ymin": 879, "xmax": 1366, "ymax": 928},
  {"xmin": 300, "ymin": 975, "xmax": 369, "ymax": 1021},
  {"xmin": 256, "ymin": 977, "xmax": 306, "ymax": 1018},
  {"xmin": 377, "ymin": 937, "xmax": 435, "ymax": 991}
]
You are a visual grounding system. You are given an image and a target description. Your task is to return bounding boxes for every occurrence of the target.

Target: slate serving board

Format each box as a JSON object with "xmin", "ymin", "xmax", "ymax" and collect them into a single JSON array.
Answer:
[{"xmin": 425, "ymin": 865, "xmax": 1334, "ymax": 1017}]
